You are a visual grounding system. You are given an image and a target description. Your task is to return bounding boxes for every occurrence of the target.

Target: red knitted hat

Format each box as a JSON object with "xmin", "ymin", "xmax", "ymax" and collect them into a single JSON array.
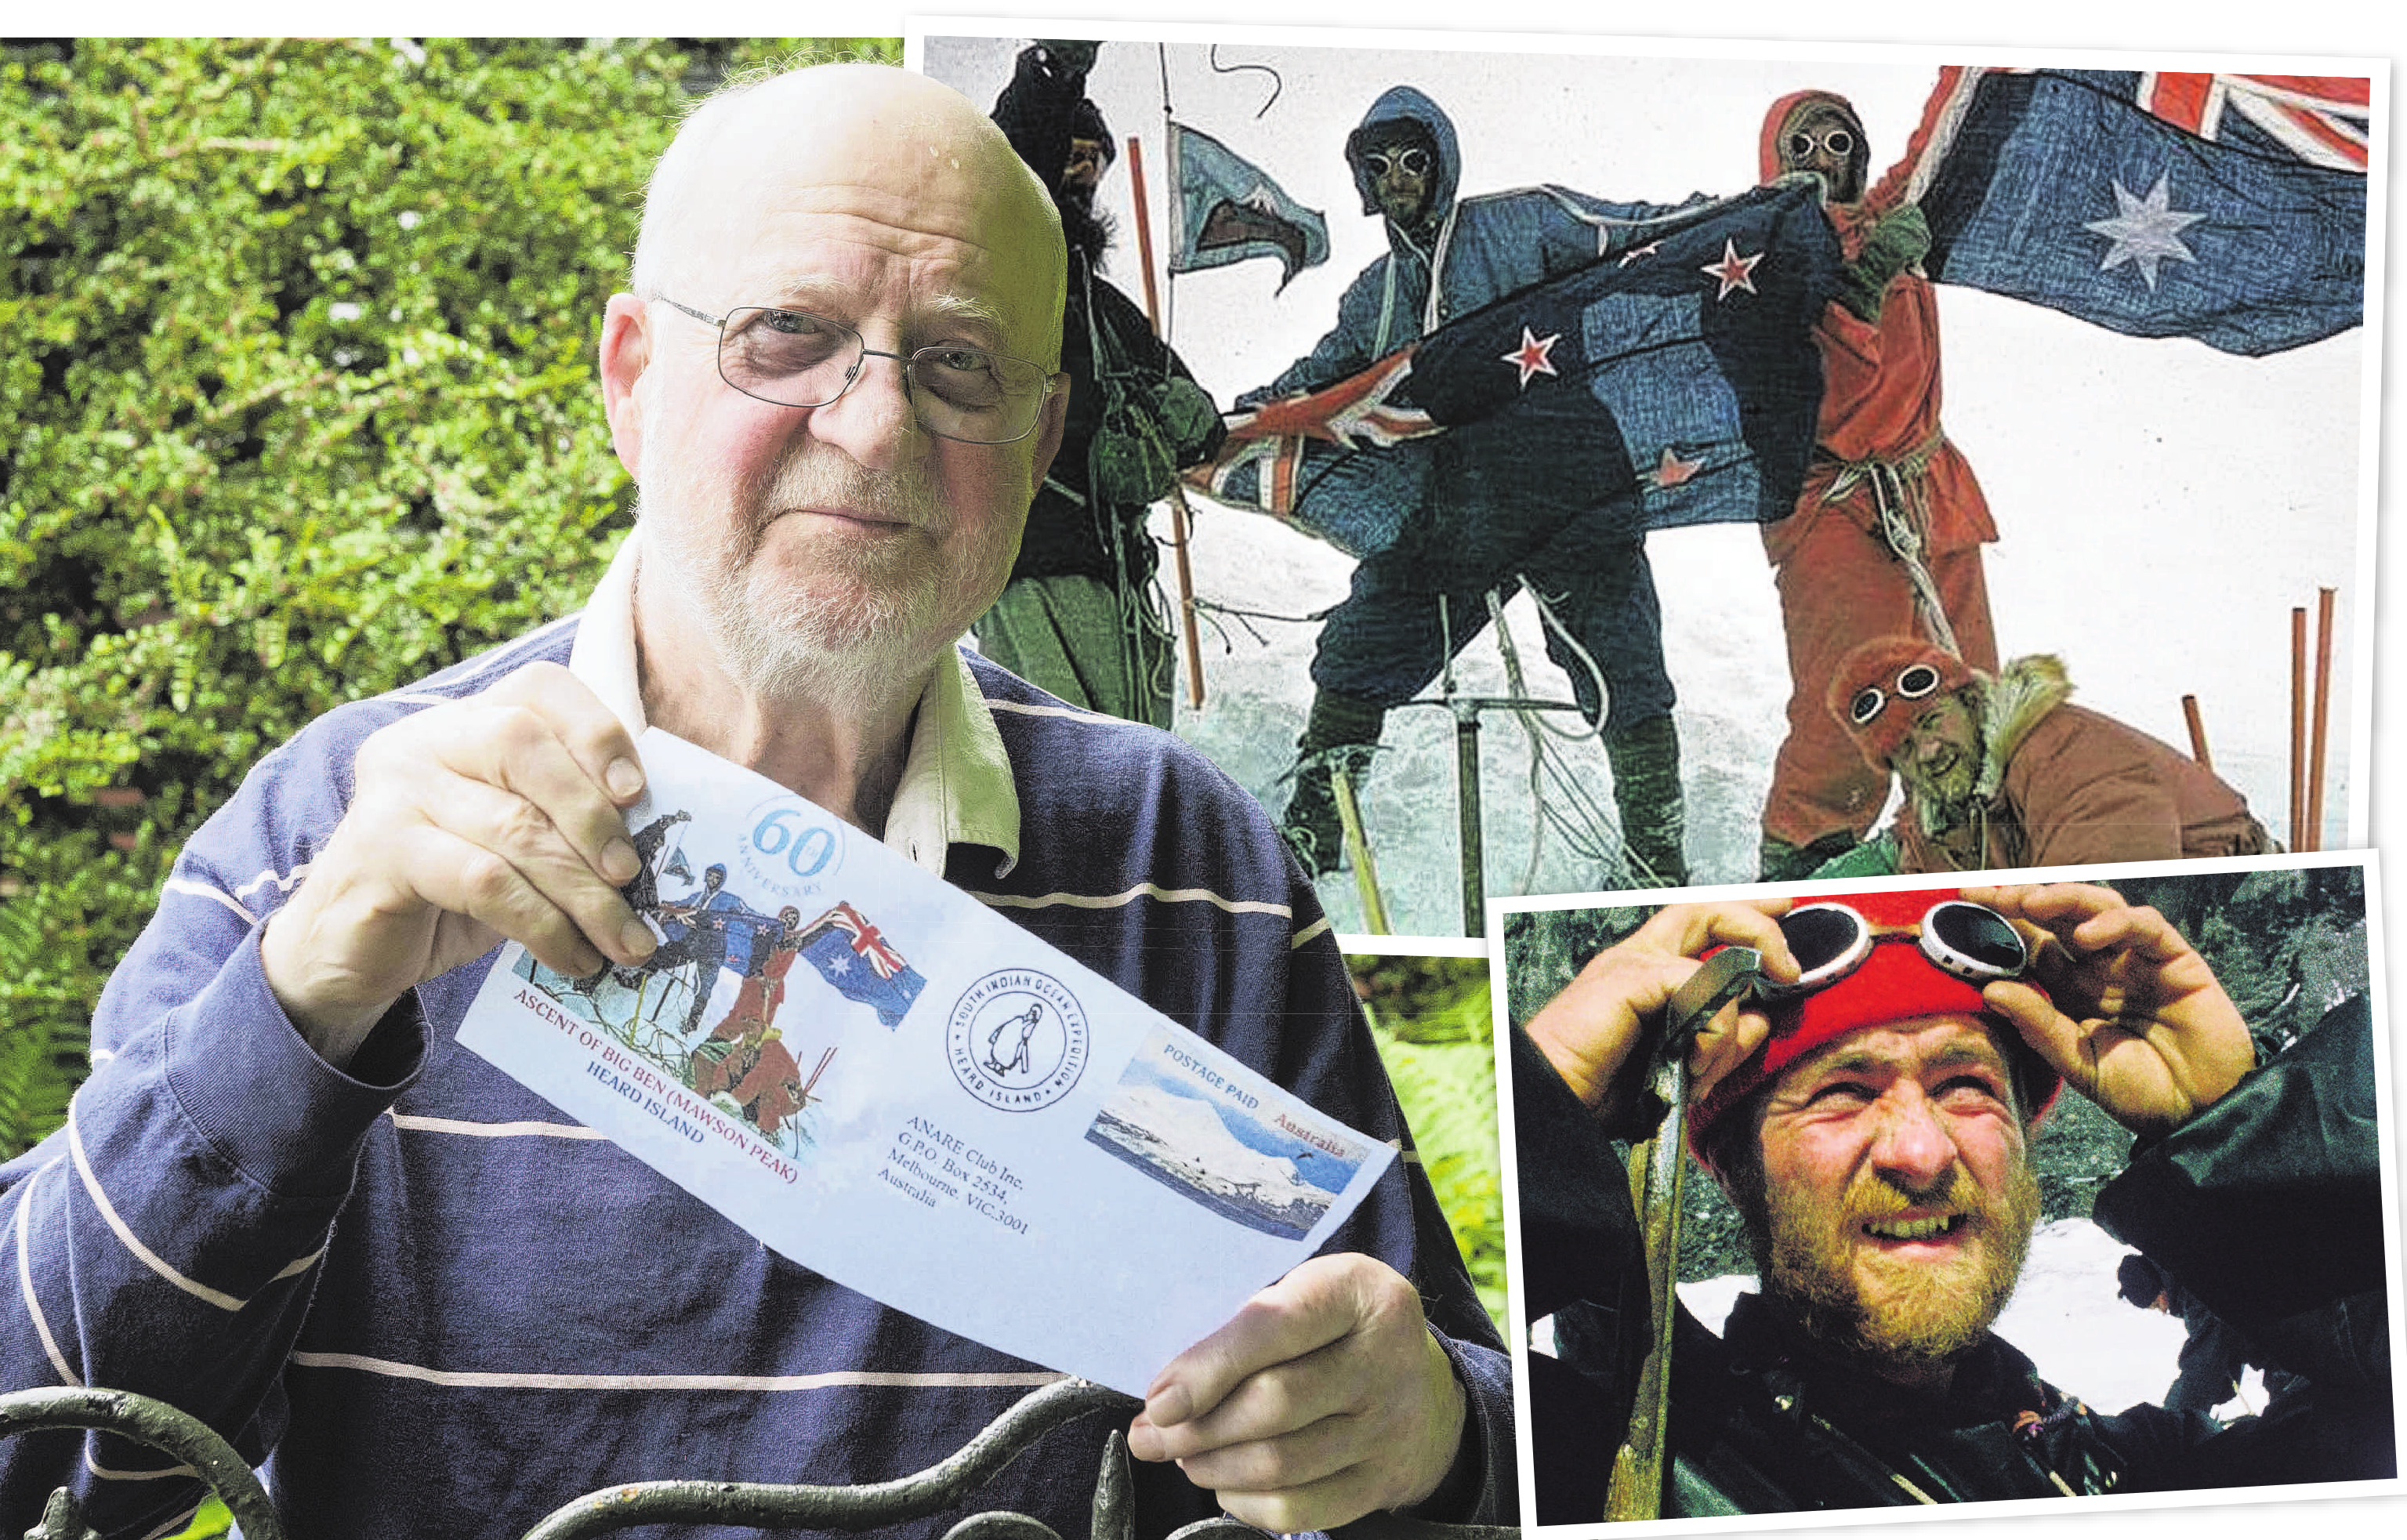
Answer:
[
  {"xmin": 1827, "ymin": 636, "xmax": 1976, "ymax": 770},
  {"xmin": 1687, "ymin": 887, "xmax": 2059, "ymax": 1172}
]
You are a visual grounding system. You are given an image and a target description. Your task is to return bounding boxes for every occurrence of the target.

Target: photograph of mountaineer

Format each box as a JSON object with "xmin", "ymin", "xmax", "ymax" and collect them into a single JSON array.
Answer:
[
  {"xmin": 977, "ymin": 41, "xmax": 1226, "ymax": 728},
  {"xmin": 1750, "ymin": 90, "xmax": 2002, "ymax": 882},
  {"xmin": 1505, "ymin": 877, "xmax": 2390, "ymax": 1519},
  {"xmin": 918, "ymin": 31, "xmax": 2370, "ymax": 937},
  {"xmin": 1235, "ymin": 84, "xmax": 1696, "ymax": 890}
]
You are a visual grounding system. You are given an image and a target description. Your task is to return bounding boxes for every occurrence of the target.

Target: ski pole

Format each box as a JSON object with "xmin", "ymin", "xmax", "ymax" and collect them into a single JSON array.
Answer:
[{"xmin": 1605, "ymin": 944, "xmax": 1762, "ymax": 1521}]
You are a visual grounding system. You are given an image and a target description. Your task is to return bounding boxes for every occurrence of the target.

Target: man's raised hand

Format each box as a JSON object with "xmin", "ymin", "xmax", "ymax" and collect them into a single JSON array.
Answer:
[
  {"xmin": 1524, "ymin": 900, "xmax": 1799, "ymax": 1121},
  {"xmin": 1967, "ymin": 882, "xmax": 2253, "ymax": 1140},
  {"xmin": 259, "ymin": 662, "xmax": 657, "ymax": 1069}
]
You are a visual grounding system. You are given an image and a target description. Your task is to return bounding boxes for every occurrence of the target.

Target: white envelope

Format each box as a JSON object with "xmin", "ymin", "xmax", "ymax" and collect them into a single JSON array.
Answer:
[{"xmin": 456, "ymin": 727, "xmax": 1394, "ymax": 1395}]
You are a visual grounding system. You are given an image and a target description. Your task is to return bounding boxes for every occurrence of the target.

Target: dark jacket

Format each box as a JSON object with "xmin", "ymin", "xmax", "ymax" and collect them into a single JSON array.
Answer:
[
  {"xmin": 990, "ymin": 45, "xmax": 1223, "ymax": 587},
  {"xmin": 1515, "ymin": 995, "xmax": 2392, "ymax": 1520},
  {"xmin": 1237, "ymin": 86, "xmax": 1709, "ymax": 590}
]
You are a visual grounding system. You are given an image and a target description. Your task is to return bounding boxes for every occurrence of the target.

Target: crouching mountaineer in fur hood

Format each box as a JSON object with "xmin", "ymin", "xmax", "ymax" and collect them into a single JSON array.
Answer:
[
  {"xmin": 1514, "ymin": 883, "xmax": 2392, "ymax": 1519},
  {"xmin": 1823, "ymin": 636, "xmax": 2273, "ymax": 876}
]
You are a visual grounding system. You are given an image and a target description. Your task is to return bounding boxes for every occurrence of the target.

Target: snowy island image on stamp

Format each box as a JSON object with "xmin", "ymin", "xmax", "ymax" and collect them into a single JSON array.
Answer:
[{"xmin": 1086, "ymin": 1024, "xmax": 1372, "ymax": 1239}]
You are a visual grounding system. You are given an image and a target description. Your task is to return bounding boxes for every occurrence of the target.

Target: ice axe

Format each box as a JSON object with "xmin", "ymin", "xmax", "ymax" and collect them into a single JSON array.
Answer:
[{"xmin": 1604, "ymin": 944, "xmax": 1762, "ymax": 1520}]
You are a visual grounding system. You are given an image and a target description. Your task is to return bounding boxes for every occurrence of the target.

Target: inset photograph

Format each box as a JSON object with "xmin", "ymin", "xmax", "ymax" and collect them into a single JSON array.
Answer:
[
  {"xmin": 916, "ymin": 24, "xmax": 2376, "ymax": 936},
  {"xmin": 1495, "ymin": 856, "xmax": 2395, "ymax": 1524}
]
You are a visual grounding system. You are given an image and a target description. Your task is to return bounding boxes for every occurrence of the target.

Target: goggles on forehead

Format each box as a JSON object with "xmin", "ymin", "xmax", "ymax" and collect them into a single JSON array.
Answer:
[
  {"xmin": 1364, "ymin": 146, "xmax": 1434, "ymax": 177},
  {"xmin": 1753, "ymin": 900, "xmax": 2028, "ymax": 1002},
  {"xmin": 1785, "ymin": 127, "xmax": 1857, "ymax": 160},
  {"xmin": 1847, "ymin": 661, "xmax": 1948, "ymax": 728}
]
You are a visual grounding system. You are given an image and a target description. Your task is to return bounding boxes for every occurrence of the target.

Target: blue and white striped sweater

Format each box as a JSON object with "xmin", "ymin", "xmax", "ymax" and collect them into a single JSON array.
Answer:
[{"xmin": 2, "ymin": 620, "xmax": 1512, "ymax": 1539}]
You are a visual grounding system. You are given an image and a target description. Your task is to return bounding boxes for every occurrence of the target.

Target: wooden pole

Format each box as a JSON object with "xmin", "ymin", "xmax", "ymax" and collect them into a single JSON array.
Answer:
[
  {"xmin": 1455, "ymin": 712, "xmax": 1485, "ymax": 940},
  {"xmin": 1604, "ymin": 948, "xmax": 1760, "ymax": 1522},
  {"xmin": 2289, "ymin": 607, "xmax": 2307, "ymax": 850},
  {"xmin": 2307, "ymin": 587, "xmax": 2336, "ymax": 853},
  {"xmin": 2180, "ymin": 695, "xmax": 2213, "ymax": 771},
  {"xmin": 1330, "ymin": 765, "xmax": 1390, "ymax": 936},
  {"xmin": 1122, "ymin": 135, "xmax": 1208, "ymax": 711}
]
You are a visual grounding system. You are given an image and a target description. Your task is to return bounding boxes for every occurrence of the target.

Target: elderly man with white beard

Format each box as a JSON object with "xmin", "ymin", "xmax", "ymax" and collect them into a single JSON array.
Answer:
[
  {"xmin": 0, "ymin": 64, "xmax": 1510, "ymax": 1539},
  {"xmin": 1513, "ymin": 882, "xmax": 2393, "ymax": 1519}
]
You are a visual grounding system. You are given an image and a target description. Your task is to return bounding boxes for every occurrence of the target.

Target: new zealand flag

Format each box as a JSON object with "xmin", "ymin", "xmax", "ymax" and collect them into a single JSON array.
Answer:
[
  {"xmin": 1891, "ymin": 68, "xmax": 2367, "ymax": 356},
  {"xmin": 796, "ymin": 902, "xmax": 925, "ymax": 1030},
  {"xmin": 1201, "ymin": 180, "xmax": 1839, "ymax": 560}
]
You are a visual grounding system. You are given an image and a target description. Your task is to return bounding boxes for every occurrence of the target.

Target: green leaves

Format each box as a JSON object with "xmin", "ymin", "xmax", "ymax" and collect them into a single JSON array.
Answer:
[
  {"xmin": 1358, "ymin": 955, "xmax": 1507, "ymax": 1335},
  {"xmin": 0, "ymin": 37, "xmax": 901, "ymax": 1157}
]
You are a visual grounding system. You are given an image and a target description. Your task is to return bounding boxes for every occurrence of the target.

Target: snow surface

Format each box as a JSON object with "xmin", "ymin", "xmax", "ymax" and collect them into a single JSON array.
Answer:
[
  {"xmin": 1099, "ymin": 1081, "xmax": 1329, "ymax": 1204},
  {"xmin": 923, "ymin": 35, "xmax": 2366, "ymax": 938}
]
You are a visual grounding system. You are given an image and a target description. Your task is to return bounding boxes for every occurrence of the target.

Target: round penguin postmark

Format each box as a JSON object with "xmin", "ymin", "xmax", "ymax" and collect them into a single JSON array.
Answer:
[{"xmin": 947, "ymin": 969, "xmax": 1090, "ymax": 1113}]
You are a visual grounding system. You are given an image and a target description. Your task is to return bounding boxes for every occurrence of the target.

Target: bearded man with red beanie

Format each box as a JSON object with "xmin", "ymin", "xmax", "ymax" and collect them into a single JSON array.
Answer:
[
  {"xmin": 1755, "ymin": 91, "xmax": 2002, "ymax": 881},
  {"xmin": 1511, "ymin": 882, "xmax": 2392, "ymax": 1518}
]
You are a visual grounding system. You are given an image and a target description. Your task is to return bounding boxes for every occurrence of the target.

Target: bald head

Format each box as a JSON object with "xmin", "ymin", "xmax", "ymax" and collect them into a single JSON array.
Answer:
[{"xmin": 632, "ymin": 63, "xmax": 1065, "ymax": 365}]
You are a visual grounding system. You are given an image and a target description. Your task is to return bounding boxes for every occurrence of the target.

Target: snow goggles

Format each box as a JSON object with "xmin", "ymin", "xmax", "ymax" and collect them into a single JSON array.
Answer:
[
  {"xmin": 1785, "ymin": 127, "xmax": 1856, "ymax": 160},
  {"xmin": 1845, "ymin": 661, "xmax": 1949, "ymax": 728},
  {"xmin": 1363, "ymin": 146, "xmax": 1434, "ymax": 177},
  {"xmin": 1753, "ymin": 900, "xmax": 2028, "ymax": 1002}
]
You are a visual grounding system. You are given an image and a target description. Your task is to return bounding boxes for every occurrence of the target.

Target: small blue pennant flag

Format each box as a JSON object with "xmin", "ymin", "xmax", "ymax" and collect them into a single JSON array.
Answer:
[{"xmin": 1168, "ymin": 121, "xmax": 1330, "ymax": 292}]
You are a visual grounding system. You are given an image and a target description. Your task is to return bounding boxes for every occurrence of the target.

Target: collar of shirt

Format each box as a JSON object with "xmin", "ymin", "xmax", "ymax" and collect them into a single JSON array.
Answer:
[{"xmin": 564, "ymin": 527, "xmax": 1023, "ymax": 879}]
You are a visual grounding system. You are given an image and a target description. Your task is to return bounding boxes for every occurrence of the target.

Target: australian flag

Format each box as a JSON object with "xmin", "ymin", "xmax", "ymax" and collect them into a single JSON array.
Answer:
[
  {"xmin": 1202, "ymin": 180, "xmax": 1838, "ymax": 558},
  {"xmin": 1890, "ymin": 68, "xmax": 2367, "ymax": 356},
  {"xmin": 1168, "ymin": 121, "xmax": 1330, "ymax": 292},
  {"xmin": 796, "ymin": 901, "xmax": 924, "ymax": 1030}
]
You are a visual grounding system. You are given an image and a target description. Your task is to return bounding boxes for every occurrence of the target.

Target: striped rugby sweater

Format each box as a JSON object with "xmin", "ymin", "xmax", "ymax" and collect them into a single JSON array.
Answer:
[{"xmin": 0, "ymin": 621, "xmax": 1512, "ymax": 1539}]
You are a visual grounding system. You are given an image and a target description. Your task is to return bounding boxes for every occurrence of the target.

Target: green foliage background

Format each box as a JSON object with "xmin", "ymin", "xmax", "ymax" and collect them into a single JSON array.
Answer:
[
  {"xmin": 1351, "ymin": 952, "xmax": 1507, "ymax": 1336},
  {"xmin": 0, "ymin": 37, "xmax": 897, "ymax": 1166}
]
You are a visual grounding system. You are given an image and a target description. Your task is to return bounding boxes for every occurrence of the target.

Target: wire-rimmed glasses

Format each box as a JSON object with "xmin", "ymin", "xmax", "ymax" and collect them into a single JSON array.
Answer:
[{"xmin": 653, "ymin": 297, "xmax": 1057, "ymax": 445}]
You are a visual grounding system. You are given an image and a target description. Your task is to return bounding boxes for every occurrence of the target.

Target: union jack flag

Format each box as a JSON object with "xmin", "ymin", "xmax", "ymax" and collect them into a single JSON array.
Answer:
[
  {"xmin": 1876, "ymin": 67, "xmax": 2369, "ymax": 355},
  {"xmin": 1198, "ymin": 350, "xmax": 1440, "ymax": 555},
  {"xmin": 796, "ymin": 902, "xmax": 925, "ymax": 1029},
  {"xmin": 807, "ymin": 900, "xmax": 909, "ymax": 979},
  {"xmin": 1221, "ymin": 349, "xmax": 1434, "ymax": 453},
  {"xmin": 2133, "ymin": 74, "xmax": 2369, "ymax": 172}
]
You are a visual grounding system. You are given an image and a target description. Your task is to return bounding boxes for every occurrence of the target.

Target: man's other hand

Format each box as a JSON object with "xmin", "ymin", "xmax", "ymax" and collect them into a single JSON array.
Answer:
[
  {"xmin": 259, "ymin": 662, "xmax": 657, "ymax": 1068},
  {"xmin": 1967, "ymin": 882, "xmax": 2253, "ymax": 1140},
  {"xmin": 1127, "ymin": 1252, "xmax": 1467, "ymax": 1531},
  {"xmin": 1524, "ymin": 899, "xmax": 1798, "ymax": 1118}
]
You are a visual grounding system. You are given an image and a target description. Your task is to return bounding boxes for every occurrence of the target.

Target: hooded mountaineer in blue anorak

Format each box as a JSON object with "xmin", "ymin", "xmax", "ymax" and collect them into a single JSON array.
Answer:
[{"xmin": 1244, "ymin": 87, "xmax": 1701, "ymax": 888}]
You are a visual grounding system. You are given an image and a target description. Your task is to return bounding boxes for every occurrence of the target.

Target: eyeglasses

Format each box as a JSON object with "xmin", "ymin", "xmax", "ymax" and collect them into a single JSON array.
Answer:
[
  {"xmin": 1363, "ymin": 146, "xmax": 1434, "ymax": 178},
  {"xmin": 653, "ymin": 297, "xmax": 1057, "ymax": 445},
  {"xmin": 1785, "ymin": 128, "xmax": 1857, "ymax": 160},
  {"xmin": 1753, "ymin": 900, "xmax": 2028, "ymax": 1002},
  {"xmin": 1847, "ymin": 662, "xmax": 1948, "ymax": 728}
]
